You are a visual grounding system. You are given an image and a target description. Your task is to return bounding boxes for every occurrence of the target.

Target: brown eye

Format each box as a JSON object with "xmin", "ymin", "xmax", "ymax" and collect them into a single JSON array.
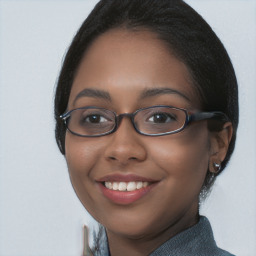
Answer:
[
  {"xmin": 148, "ymin": 113, "xmax": 176, "ymax": 123},
  {"xmin": 85, "ymin": 114, "xmax": 107, "ymax": 124}
]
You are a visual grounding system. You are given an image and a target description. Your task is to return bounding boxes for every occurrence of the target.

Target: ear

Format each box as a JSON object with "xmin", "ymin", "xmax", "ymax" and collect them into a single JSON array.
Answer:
[{"xmin": 208, "ymin": 122, "xmax": 233, "ymax": 173}]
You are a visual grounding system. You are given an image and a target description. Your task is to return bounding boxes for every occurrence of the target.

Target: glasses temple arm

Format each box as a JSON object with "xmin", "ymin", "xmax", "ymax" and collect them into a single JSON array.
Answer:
[{"xmin": 189, "ymin": 111, "xmax": 230, "ymax": 123}]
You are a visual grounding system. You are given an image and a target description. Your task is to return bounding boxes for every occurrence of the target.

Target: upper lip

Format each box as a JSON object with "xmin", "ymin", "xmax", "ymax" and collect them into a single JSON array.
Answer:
[{"xmin": 96, "ymin": 174, "xmax": 159, "ymax": 183}]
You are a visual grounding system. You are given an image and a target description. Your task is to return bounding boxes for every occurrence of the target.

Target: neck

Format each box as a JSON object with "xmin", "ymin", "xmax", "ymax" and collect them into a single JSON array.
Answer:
[{"xmin": 106, "ymin": 211, "xmax": 199, "ymax": 256}]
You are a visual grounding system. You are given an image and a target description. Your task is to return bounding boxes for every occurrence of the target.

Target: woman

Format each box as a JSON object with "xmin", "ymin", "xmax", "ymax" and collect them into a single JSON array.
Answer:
[{"xmin": 54, "ymin": 0, "xmax": 238, "ymax": 255}]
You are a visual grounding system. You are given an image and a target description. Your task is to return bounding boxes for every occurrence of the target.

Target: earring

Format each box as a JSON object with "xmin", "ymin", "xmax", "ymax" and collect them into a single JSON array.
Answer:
[{"xmin": 213, "ymin": 162, "xmax": 221, "ymax": 173}]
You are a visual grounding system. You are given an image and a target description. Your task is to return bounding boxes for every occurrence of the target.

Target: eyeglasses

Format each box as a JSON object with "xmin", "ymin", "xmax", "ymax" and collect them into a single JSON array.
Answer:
[{"xmin": 60, "ymin": 105, "xmax": 229, "ymax": 137}]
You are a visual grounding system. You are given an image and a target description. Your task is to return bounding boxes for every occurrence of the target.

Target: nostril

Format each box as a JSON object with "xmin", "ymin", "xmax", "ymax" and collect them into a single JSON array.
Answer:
[{"xmin": 104, "ymin": 132, "xmax": 147, "ymax": 163}]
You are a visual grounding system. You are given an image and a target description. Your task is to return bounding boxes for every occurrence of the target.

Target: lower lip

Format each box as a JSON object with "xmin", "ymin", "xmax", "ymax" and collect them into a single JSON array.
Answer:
[{"xmin": 98, "ymin": 183, "xmax": 157, "ymax": 205}]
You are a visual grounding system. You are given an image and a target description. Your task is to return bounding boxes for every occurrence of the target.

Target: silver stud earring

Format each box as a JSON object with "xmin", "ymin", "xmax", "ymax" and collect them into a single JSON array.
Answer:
[{"xmin": 213, "ymin": 162, "xmax": 221, "ymax": 173}]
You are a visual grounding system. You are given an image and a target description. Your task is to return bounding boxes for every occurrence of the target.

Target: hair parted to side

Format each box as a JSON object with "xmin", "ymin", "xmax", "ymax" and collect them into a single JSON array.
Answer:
[{"xmin": 54, "ymin": 0, "xmax": 239, "ymax": 192}]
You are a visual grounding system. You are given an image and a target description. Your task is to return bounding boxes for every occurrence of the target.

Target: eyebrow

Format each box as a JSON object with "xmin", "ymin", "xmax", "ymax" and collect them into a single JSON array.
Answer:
[
  {"xmin": 140, "ymin": 87, "xmax": 191, "ymax": 101},
  {"xmin": 73, "ymin": 88, "xmax": 111, "ymax": 105}
]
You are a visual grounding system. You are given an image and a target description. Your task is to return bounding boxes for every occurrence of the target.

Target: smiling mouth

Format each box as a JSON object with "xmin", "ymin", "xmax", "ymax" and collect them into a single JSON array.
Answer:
[
  {"xmin": 97, "ymin": 174, "xmax": 158, "ymax": 204},
  {"xmin": 104, "ymin": 181, "xmax": 150, "ymax": 192}
]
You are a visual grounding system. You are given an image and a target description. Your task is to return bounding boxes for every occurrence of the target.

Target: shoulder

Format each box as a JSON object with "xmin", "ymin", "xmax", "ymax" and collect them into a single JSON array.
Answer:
[
  {"xmin": 216, "ymin": 248, "xmax": 236, "ymax": 256},
  {"xmin": 150, "ymin": 216, "xmax": 236, "ymax": 256}
]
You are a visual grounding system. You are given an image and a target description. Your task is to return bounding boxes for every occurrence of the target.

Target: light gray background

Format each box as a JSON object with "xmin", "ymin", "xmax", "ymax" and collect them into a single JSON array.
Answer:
[{"xmin": 0, "ymin": 0, "xmax": 255, "ymax": 255}]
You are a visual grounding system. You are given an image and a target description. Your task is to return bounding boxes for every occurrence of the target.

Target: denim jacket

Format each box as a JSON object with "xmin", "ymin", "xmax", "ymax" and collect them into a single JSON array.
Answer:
[{"xmin": 97, "ymin": 216, "xmax": 235, "ymax": 256}]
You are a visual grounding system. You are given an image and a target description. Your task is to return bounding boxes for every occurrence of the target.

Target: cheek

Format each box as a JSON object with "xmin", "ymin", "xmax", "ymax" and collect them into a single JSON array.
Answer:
[
  {"xmin": 149, "ymin": 124, "xmax": 211, "ymax": 189},
  {"xmin": 65, "ymin": 134, "xmax": 103, "ymax": 174},
  {"xmin": 64, "ymin": 133, "xmax": 105, "ymax": 200},
  {"xmin": 64, "ymin": 133, "xmax": 109, "ymax": 218}
]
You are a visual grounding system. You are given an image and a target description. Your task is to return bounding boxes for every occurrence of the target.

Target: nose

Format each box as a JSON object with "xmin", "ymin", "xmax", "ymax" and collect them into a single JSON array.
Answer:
[{"xmin": 104, "ymin": 117, "xmax": 147, "ymax": 165}]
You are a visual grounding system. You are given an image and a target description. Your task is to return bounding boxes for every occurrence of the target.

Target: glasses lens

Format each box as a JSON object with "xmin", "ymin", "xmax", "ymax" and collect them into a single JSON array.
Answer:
[
  {"xmin": 67, "ymin": 108, "xmax": 116, "ymax": 136},
  {"xmin": 135, "ymin": 106, "xmax": 187, "ymax": 135}
]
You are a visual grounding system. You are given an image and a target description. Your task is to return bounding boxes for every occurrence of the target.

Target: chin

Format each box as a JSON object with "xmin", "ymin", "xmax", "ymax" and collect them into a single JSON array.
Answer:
[
  {"xmin": 97, "ymin": 208, "xmax": 165, "ymax": 239},
  {"xmin": 106, "ymin": 222, "xmax": 155, "ymax": 240}
]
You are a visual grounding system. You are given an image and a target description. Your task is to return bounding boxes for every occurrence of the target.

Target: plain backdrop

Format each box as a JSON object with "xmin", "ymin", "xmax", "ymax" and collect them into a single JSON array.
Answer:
[{"xmin": 0, "ymin": 0, "xmax": 255, "ymax": 255}]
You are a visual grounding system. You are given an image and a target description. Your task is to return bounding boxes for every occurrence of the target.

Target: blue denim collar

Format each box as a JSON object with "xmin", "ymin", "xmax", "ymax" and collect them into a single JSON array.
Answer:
[
  {"xmin": 150, "ymin": 216, "xmax": 235, "ymax": 256},
  {"xmin": 97, "ymin": 216, "xmax": 235, "ymax": 256}
]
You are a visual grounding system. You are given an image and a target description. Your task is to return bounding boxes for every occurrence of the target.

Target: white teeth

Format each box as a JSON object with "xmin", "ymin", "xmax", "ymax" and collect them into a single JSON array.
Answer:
[
  {"xmin": 105, "ymin": 182, "xmax": 112, "ymax": 189},
  {"xmin": 127, "ymin": 182, "xmax": 136, "ymax": 191},
  {"xmin": 118, "ymin": 182, "xmax": 127, "ymax": 191},
  {"xmin": 136, "ymin": 181, "xmax": 143, "ymax": 189},
  {"xmin": 143, "ymin": 182, "xmax": 149, "ymax": 188},
  {"xmin": 113, "ymin": 182, "xmax": 119, "ymax": 190},
  {"xmin": 104, "ymin": 181, "xmax": 150, "ymax": 191}
]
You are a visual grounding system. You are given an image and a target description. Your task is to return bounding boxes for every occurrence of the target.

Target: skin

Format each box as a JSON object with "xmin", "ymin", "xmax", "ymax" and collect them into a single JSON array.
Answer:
[{"xmin": 65, "ymin": 29, "xmax": 232, "ymax": 256}]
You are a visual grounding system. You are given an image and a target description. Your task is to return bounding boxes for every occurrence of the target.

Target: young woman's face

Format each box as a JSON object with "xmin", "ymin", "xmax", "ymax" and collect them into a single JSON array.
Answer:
[{"xmin": 65, "ymin": 29, "xmax": 213, "ymax": 239}]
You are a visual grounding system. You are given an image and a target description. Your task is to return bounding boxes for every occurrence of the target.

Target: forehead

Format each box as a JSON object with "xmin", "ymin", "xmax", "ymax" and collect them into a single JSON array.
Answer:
[{"xmin": 69, "ymin": 28, "xmax": 200, "ymax": 109}]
